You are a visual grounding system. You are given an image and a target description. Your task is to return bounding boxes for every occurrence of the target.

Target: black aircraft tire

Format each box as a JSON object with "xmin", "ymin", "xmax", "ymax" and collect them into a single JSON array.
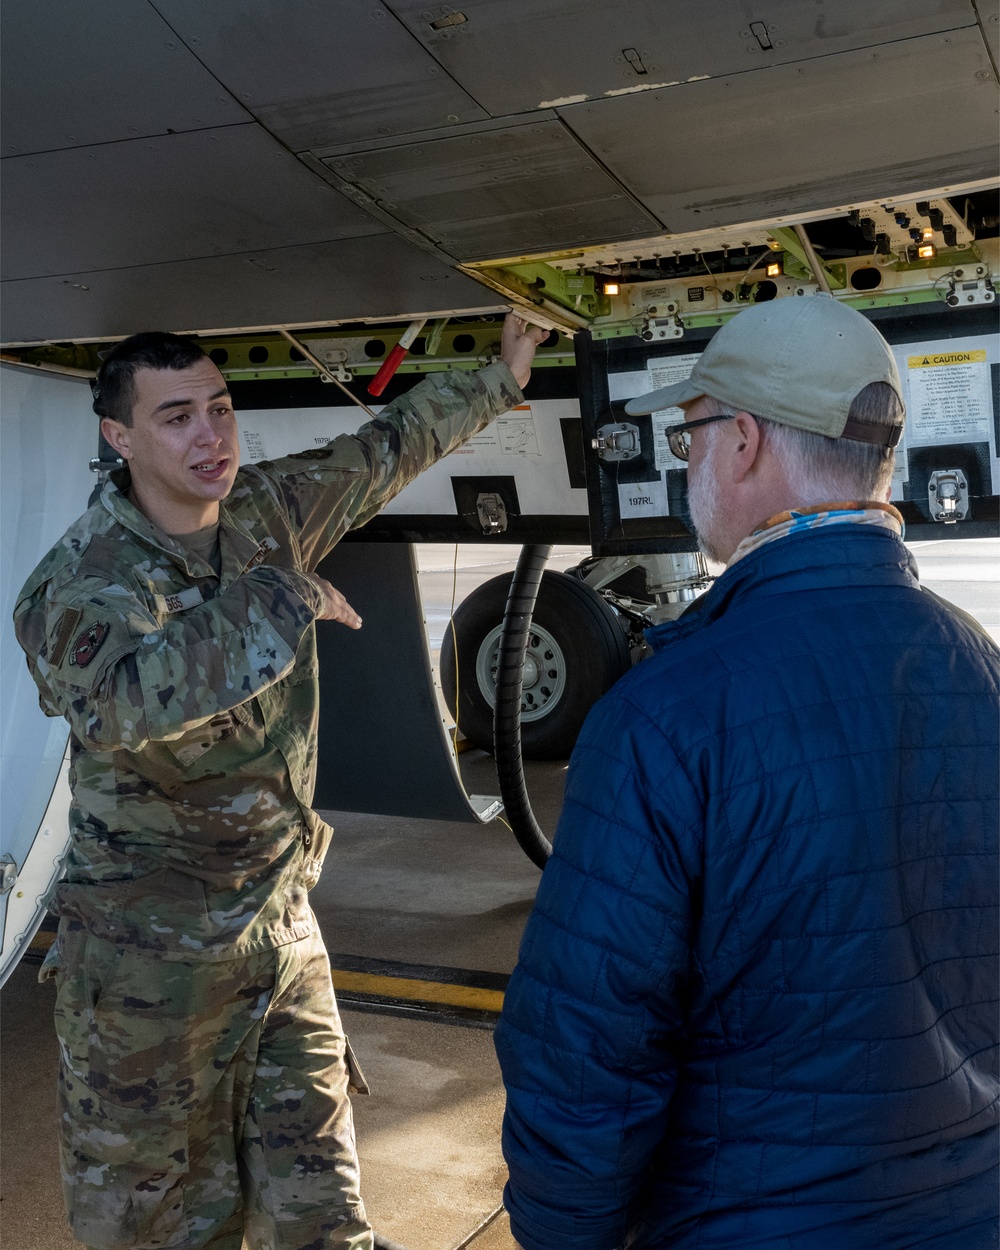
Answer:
[{"xmin": 440, "ymin": 570, "xmax": 631, "ymax": 760}]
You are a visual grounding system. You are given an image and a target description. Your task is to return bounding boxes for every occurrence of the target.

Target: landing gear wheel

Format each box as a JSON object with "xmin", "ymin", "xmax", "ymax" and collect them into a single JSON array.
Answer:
[{"xmin": 441, "ymin": 570, "xmax": 631, "ymax": 760}]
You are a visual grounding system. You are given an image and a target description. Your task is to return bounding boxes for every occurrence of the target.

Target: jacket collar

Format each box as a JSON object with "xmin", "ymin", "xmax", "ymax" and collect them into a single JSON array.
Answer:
[
  {"xmin": 101, "ymin": 470, "xmax": 265, "ymax": 584},
  {"xmin": 727, "ymin": 500, "xmax": 903, "ymax": 568},
  {"xmin": 646, "ymin": 525, "xmax": 920, "ymax": 653}
]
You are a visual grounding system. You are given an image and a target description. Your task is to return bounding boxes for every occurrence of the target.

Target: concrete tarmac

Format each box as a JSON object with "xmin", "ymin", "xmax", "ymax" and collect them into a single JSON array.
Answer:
[{"xmin": 2, "ymin": 539, "xmax": 996, "ymax": 1249}]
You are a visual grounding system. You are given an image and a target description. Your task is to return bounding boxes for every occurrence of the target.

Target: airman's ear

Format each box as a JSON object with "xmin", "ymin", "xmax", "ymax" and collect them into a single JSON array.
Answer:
[{"xmin": 100, "ymin": 417, "xmax": 132, "ymax": 460}]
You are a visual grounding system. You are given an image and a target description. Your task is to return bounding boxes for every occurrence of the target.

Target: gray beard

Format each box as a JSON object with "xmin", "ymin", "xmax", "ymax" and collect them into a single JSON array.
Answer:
[{"xmin": 686, "ymin": 432, "xmax": 729, "ymax": 565}]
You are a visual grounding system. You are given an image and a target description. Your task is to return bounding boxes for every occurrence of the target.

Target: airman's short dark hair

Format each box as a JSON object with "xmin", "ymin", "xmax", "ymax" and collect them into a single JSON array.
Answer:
[{"xmin": 91, "ymin": 332, "xmax": 207, "ymax": 427}]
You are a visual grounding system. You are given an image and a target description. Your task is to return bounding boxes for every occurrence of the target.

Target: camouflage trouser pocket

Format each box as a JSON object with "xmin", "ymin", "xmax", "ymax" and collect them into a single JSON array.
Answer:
[
  {"xmin": 60, "ymin": 1093, "xmax": 189, "ymax": 1250},
  {"xmin": 301, "ymin": 810, "xmax": 334, "ymax": 891}
]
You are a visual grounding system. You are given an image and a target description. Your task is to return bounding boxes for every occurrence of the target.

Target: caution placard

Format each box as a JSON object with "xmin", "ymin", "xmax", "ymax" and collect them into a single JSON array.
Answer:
[
  {"xmin": 905, "ymin": 350, "xmax": 992, "ymax": 447},
  {"xmin": 907, "ymin": 350, "xmax": 988, "ymax": 368}
]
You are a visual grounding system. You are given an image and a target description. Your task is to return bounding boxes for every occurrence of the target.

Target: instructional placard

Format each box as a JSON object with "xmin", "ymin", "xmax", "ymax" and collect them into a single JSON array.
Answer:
[
  {"xmin": 496, "ymin": 404, "xmax": 541, "ymax": 456},
  {"xmin": 241, "ymin": 429, "xmax": 268, "ymax": 462},
  {"xmin": 645, "ymin": 354, "xmax": 700, "ymax": 470},
  {"xmin": 646, "ymin": 353, "xmax": 701, "ymax": 392},
  {"xmin": 905, "ymin": 350, "xmax": 992, "ymax": 446},
  {"xmin": 451, "ymin": 425, "xmax": 500, "ymax": 454}
]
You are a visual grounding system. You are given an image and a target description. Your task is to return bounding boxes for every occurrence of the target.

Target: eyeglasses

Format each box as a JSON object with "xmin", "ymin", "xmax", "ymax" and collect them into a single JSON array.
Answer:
[{"xmin": 662, "ymin": 412, "xmax": 739, "ymax": 461}]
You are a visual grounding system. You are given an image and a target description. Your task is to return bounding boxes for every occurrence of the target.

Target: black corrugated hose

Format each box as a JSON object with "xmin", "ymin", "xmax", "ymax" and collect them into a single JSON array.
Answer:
[
  {"xmin": 369, "ymin": 551, "xmax": 555, "ymax": 1247},
  {"xmin": 493, "ymin": 544, "xmax": 554, "ymax": 869},
  {"xmin": 372, "ymin": 552, "xmax": 556, "ymax": 1245}
]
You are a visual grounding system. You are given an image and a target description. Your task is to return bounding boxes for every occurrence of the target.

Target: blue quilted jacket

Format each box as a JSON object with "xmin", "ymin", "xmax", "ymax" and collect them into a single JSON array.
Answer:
[{"xmin": 496, "ymin": 525, "xmax": 999, "ymax": 1250}]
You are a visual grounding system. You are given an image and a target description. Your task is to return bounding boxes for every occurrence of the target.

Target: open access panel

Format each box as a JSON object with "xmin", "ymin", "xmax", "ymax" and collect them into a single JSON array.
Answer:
[{"xmin": 576, "ymin": 301, "xmax": 1000, "ymax": 557}]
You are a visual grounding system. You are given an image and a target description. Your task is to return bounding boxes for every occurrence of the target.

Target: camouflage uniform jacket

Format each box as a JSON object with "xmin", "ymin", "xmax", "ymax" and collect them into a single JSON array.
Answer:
[{"xmin": 14, "ymin": 363, "xmax": 522, "ymax": 959}]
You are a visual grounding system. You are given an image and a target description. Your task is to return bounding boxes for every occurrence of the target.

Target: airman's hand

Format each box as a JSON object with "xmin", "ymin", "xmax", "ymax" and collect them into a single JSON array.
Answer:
[
  {"xmin": 500, "ymin": 313, "xmax": 551, "ymax": 389},
  {"xmin": 306, "ymin": 574, "xmax": 362, "ymax": 629}
]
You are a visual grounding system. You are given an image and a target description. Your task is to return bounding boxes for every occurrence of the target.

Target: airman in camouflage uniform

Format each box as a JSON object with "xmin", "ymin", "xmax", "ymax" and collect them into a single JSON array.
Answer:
[{"xmin": 14, "ymin": 316, "xmax": 545, "ymax": 1249}]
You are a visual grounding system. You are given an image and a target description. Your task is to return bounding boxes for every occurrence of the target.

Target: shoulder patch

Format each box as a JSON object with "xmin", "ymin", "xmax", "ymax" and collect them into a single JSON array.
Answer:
[
  {"xmin": 48, "ymin": 607, "xmax": 83, "ymax": 667},
  {"xmin": 70, "ymin": 622, "xmax": 110, "ymax": 668},
  {"xmin": 47, "ymin": 607, "xmax": 83, "ymax": 670}
]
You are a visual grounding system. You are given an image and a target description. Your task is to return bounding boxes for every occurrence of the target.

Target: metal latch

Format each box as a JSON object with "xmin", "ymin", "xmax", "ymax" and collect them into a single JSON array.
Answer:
[
  {"xmin": 749, "ymin": 21, "xmax": 774, "ymax": 49},
  {"xmin": 476, "ymin": 492, "xmax": 508, "ymax": 535},
  {"xmin": 928, "ymin": 469, "xmax": 969, "ymax": 523},
  {"xmin": 944, "ymin": 265, "xmax": 995, "ymax": 307},
  {"xmin": 641, "ymin": 303, "xmax": 683, "ymax": 342},
  {"xmin": 621, "ymin": 47, "xmax": 648, "ymax": 75},
  {"xmin": 430, "ymin": 11, "xmax": 467, "ymax": 29},
  {"xmin": 592, "ymin": 422, "xmax": 642, "ymax": 461},
  {"xmin": 0, "ymin": 855, "xmax": 17, "ymax": 895},
  {"xmin": 318, "ymin": 349, "xmax": 353, "ymax": 382},
  {"xmin": 89, "ymin": 457, "xmax": 125, "ymax": 473}
]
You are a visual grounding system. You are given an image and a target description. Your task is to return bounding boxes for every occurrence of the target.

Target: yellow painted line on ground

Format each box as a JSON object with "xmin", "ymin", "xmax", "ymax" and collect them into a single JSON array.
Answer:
[
  {"xmin": 23, "ymin": 934, "xmax": 505, "ymax": 1015},
  {"xmin": 333, "ymin": 968, "xmax": 504, "ymax": 1013}
]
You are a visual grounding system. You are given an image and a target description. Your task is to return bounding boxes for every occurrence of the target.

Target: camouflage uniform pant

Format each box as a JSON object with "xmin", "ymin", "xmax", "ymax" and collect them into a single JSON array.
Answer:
[{"xmin": 50, "ymin": 920, "xmax": 372, "ymax": 1250}]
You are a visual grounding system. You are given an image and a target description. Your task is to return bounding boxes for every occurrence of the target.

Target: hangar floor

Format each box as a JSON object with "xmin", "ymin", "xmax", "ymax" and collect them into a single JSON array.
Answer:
[{"xmin": 2, "ymin": 540, "xmax": 996, "ymax": 1250}]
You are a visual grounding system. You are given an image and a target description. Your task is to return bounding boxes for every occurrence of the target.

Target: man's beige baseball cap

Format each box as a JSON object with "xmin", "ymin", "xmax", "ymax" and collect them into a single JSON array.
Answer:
[{"xmin": 624, "ymin": 295, "xmax": 904, "ymax": 446}]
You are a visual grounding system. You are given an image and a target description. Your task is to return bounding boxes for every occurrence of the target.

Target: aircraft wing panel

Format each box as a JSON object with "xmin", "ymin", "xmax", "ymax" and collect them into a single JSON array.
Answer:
[
  {"xmin": 0, "ymin": 0, "xmax": 251, "ymax": 154},
  {"xmin": 1, "ymin": 1, "xmax": 996, "ymax": 341},
  {"xmin": 1, "ymin": 233, "xmax": 504, "ymax": 345},
  {"xmin": 150, "ymin": 0, "xmax": 491, "ymax": 151},
  {"xmin": 561, "ymin": 27, "xmax": 999, "ymax": 234},
  {"xmin": 322, "ymin": 118, "xmax": 661, "ymax": 261},
  {"xmin": 388, "ymin": 0, "xmax": 982, "ymax": 115},
  {"xmin": 1, "ymin": 123, "xmax": 388, "ymax": 284}
]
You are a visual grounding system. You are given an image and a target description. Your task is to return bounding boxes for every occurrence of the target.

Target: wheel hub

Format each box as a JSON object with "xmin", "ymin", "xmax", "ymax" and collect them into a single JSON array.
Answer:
[
  {"xmin": 522, "ymin": 653, "xmax": 541, "ymax": 688},
  {"xmin": 476, "ymin": 624, "xmax": 567, "ymax": 722}
]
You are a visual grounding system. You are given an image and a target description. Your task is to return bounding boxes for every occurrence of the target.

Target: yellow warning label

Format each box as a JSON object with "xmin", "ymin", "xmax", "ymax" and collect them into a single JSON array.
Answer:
[{"xmin": 908, "ymin": 350, "xmax": 988, "ymax": 368}]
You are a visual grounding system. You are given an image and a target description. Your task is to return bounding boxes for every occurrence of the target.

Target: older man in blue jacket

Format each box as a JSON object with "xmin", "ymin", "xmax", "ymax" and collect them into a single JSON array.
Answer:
[{"xmin": 495, "ymin": 296, "xmax": 998, "ymax": 1249}]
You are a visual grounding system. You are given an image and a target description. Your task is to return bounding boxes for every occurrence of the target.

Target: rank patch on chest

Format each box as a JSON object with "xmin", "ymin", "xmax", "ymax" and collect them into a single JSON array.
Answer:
[{"xmin": 70, "ymin": 621, "xmax": 110, "ymax": 667}]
